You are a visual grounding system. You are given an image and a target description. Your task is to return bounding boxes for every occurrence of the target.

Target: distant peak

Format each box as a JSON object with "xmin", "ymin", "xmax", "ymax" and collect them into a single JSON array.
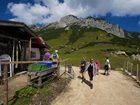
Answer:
[
  {"xmin": 63, "ymin": 15, "xmax": 78, "ymax": 18},
  {"xmin": 45, "ymin": 15, "xmax": 125, "ymax": 38},
  {"xmin": 60, "ymin": 15, "xmax": 79, "ymax": 21},
  {"xmin": 60, "ymin": 15, "xmax": 79, "ymax": 25}
]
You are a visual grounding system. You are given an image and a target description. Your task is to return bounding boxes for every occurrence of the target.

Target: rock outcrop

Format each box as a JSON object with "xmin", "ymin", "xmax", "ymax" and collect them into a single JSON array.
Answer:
[
  {"xmin": 114, "ymin": 51, "xmax": 127, "ymax": 56},
  {"xmin": 131, "ymin": 54, "xmax": 140, "ymax": 61}
]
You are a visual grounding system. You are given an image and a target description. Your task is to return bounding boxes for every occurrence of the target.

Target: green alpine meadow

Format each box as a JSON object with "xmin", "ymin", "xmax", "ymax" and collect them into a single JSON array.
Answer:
[{"xmin": 37, "ymin": 24, "xmax": 140, "ymax": 69}]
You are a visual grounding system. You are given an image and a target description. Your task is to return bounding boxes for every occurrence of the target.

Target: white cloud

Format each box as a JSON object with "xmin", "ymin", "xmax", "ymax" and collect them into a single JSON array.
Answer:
[
  {"xmin": 8, "ymin": 3, "xmax": 50, "ymax": 25},
  {"xmin": 7, "ymin": 0, "xmax": 140, "ymax": 25}
]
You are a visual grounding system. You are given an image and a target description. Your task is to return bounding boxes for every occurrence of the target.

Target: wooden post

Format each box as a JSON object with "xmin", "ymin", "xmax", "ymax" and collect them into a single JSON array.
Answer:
[
  {"xmin": 0, "ymin": 64, "xmax": 1, "ymax": 77},
  {"xmin": 123, "ymin": 61, "xmax": 126, "ymax": 71},
  {"xmin": 137, "ymin": 64, "xmax": 139, "ymax": 82},
  {"xmin": 131, "ymin": 63, "xmax": 133, "ymax": 75},
  {"xmin": 28, "ymin": 38, "xmax": 32, "ymax": 61},
  {"xmin": 11, "ymin": 40, "xmax": 15, "ymax": 76},
  {"xmin": 27, "ymin": 74, "xmax": 31, "ymax": 85},
  {"xmin": 56, "ymin": 62, "xmax": 60, "ymax": 77},
  {"xmin": 64, "ymin": 60, "xmax": 67, "ymax": 79},
  {"xmin": 38, "ymin": 76, "xmax": 42, "ymax": 87},
  {"xmin": 127, "ymin": 61, "xmax": 128, "ymax": 72},
  {"xmin": 64, "ymin": 61, "xmax": 66, "ymax": 75},
  {"xmin": 3, "ymin": 64, "xmax": 8, "ymax": 105}
]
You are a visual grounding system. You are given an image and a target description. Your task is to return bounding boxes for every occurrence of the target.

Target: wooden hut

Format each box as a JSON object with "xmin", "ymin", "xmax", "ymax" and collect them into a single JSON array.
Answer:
[{"xmin": 0, "ymin": 20, "xmax": 49, "ymax": 77}]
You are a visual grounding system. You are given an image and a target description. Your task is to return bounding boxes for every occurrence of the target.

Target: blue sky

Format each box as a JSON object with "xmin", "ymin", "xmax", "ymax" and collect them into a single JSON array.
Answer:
[{"xmin": 0, "ymin": 0, "xmax": 140, "ymax": 32}]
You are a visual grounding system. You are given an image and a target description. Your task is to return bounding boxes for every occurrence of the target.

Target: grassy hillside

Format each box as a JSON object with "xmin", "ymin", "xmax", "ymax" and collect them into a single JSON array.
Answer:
[{"xmin": 37, "ymin": 25, "xmax": 139, "ymax": 69}]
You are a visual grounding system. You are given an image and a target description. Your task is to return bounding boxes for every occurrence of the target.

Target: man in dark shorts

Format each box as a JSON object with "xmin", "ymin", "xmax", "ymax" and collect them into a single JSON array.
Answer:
[
  {"xmin": 104, "ymin": 57, "xmax": 110, "ymax": 75},
  {"xmin": 80, "ymin": 57, "xmax": 86, "ymax": 80}
]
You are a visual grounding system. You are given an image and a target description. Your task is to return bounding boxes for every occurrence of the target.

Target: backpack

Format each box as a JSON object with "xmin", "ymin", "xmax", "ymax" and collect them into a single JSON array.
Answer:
[{"xmin": 52, "ymin": 53, "xmax": 58, "ymax": 59}]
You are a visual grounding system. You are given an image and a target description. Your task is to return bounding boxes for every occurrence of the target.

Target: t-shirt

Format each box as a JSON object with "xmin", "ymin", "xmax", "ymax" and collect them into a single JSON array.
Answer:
[
  {"xmin": 88, "ymin": 64, "xmax": 93, "ymax": 72},
  {"xmin": 44, "ymin": 52, "xmax": 51, "ymax": 60},
  {"xmin": 105, "ymin": 59, "xmax": 109, "ymax": 66},
  {"xmin": 52, "ymin": 53, "xmax": 59, "ymax": 60},
  {"xmin": 96, "ymin": 61, "xmax": 100, "ymax": 70},
  {"xmin": 81, "ymin": 60, "xmax": 86, "ymax": 69},
  {"xmin": 52, "ymin": 53, "xmax": 59, "ymax": 59}
]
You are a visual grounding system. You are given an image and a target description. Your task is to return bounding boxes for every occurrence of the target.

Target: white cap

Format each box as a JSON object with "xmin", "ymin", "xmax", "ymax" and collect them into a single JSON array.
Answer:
[{"xmin": 55, "ymin": 50, "xmax": 58, "ymax": 53}]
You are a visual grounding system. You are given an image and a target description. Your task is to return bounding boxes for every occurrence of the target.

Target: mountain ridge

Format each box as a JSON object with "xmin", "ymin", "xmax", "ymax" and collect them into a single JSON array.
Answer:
[{"xmin": 42, "ymin": 15, "xmax": 125, "ymax": 38}]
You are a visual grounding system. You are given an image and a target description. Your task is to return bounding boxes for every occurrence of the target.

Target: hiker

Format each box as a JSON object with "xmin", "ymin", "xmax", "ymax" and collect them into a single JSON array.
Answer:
[
  {"xmin": 51, "ymin": 50, "xmax": 59, "ymax": 61},
  {"xmin": 51, "ymin": 50, "xmax": 59, "ymax": 65},
  {"xmin": 95, "ymin": 60, "xmax": 100, "ymax": 75},
  {"xmin": 79, "ymin": 57, "xmax": 86, "ymax": 80},
  {"xmin": 86, "ymin": 59, "xmax": 96, "ymax": 82},
  {"xmin": 43, "ymin": 49, "xmax": 51, "ymax": 61},
  {"xmin": 104, "ymin": 57, "xmax": 110, "ymax": 75}
]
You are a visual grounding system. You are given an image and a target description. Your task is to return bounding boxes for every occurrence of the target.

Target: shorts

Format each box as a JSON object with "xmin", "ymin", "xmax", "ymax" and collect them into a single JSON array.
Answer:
[
  {"xmin": 80, "ymin": 67, "xmax": 85, "ymax": 73},
  {"xmin": 104, "ymin": 65, "xmax": 109, "ymax": 71}
]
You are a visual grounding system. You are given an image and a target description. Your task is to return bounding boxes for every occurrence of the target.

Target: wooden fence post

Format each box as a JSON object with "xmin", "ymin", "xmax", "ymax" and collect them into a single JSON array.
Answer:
[
  {"xmin": 131, "ymin": 63, "xmax": 133, "ymax": 75},
  {"xmin": 123, "ymin": 61, "xmax": 125, "ymax": 71},
  {"xmin": 28, "ymin": 38, "xmax": 32, "ymax": 61},
  {"xmin": 64, "ymin": 61, "xmax": 67, "ymax": 78},
  {"xmin": 3, "ymin": 64, "xmax": 8, "ymax": 105},
  {"xmin": 127, "ymin": 61, "xmax": 128, "ymax": 72},
  {"xmin": 137, "ymin": 64, "xmax": 139, "ymax": 82}
]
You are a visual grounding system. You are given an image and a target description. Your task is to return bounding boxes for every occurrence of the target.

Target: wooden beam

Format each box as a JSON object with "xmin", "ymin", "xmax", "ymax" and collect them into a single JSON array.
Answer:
[
  {"xmin": 0, "ymin": 34, "xmax": 28, "ymax": 42},
  {"xmin": 0, "ymin": 42, "xmax": 7, "ymax": 47},
  {"xmin": 0, "ymin": 34, "xmax": 17, "ymax": 41},
  {"xmin": 0, "ymin": 22, "xmax": 24, "ymax": 27},
  {"xmin": 0, "ymin": 59, "xmax": 69, "ymax": 64},
  {"xmin": 0, "ymin": 61, "xmax": 41, "ymax": 64}
]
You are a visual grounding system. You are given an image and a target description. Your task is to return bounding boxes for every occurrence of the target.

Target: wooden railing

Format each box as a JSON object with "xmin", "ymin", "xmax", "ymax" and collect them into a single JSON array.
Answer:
[
  {"xmin": 123, "ymin": 61, "xmax": 140, "ymax": 84},
  {"xmin": 0, "ymin": 58, "xmax": 69, "ymax": 105}
]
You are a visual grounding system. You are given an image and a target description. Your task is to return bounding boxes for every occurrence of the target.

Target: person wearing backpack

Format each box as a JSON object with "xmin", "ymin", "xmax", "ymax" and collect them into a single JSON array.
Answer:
[
  {"xmin": 51, "ymin": 50, "xmax": 59, "ymax": 64},
  {"xmin": 104, "ymin": 57, "xmax": 110, "ymax": 75},
  {"xmin": 51, "ymin": 50, "xmax": 60, "ymax": 76}
]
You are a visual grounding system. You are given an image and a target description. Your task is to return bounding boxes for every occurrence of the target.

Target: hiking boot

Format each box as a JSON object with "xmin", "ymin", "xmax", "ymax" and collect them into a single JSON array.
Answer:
[
  {"xmin": 81, "ymin": 78, "xmax": 86, "ymax": 83},
  {"xmin": 107, "ymin": 73, "xmax": 110, "ymax": 75}
]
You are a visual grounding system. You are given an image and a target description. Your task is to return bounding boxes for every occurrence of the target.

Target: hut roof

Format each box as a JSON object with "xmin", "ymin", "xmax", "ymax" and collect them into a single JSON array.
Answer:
[
  {"xmin": 0, "ymin": 20, "xmax": 36, "ymax": 41},
  {"xmin": 0, "ymin": 20, "xmax": 49, "ymax": 48}
]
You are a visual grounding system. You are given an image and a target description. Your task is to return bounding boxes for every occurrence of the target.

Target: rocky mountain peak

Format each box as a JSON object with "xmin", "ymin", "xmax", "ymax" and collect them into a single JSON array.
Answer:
[
  {"xmin": 58, "ymin": 15, "xmax": 79, "ymax": 27},
  {"xmin": 45, "ymin": 15, "xmax": 125, "ymax": 38},
  {"xmin": 60, "ymin": 15, "xmax": 79, "ymax": 23}
]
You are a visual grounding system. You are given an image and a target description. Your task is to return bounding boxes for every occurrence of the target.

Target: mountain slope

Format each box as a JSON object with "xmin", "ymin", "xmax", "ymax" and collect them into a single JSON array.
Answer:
[{"xmin": 37, "ymin": 24, "xmax": 139, "ymax": 68}]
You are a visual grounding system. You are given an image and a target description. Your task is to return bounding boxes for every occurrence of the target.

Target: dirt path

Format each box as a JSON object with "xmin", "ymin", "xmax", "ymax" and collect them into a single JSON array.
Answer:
[{"xmin": 52, "ymin": 67, "xmax": 140, "ymax": 105}]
